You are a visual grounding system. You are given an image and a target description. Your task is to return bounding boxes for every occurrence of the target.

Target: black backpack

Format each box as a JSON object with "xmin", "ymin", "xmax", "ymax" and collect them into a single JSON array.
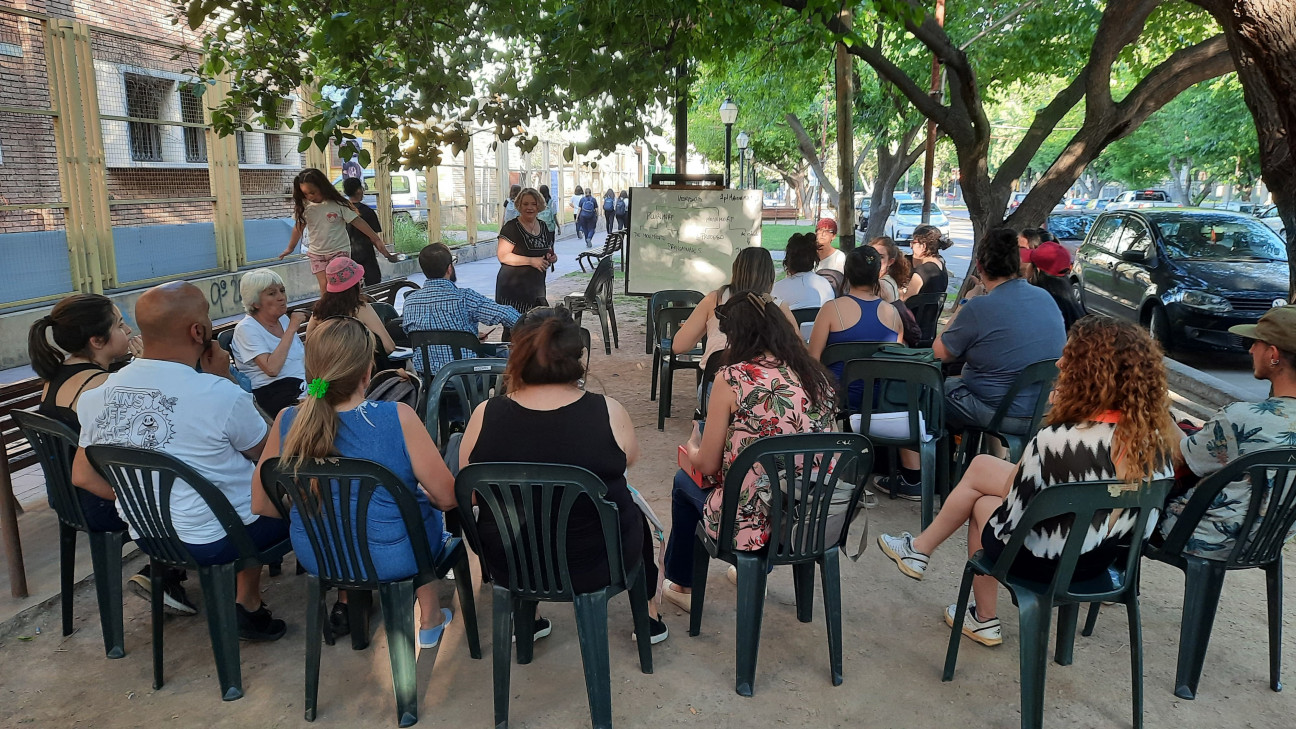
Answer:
[
  {"xmin": 581, "ymin": 196, "xmax": 599, "ymax": 215},
  {"xmin": 615, "ymin": 198, "xmax": 627, "ymax": 215},
  {"xmin": 364, "ymin": 369, "xmax": 422, "ymax": 410}
]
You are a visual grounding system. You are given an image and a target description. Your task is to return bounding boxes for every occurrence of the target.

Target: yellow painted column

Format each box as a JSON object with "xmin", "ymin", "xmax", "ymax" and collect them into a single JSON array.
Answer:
[
  {"xmin": 206, "ymin": 75, "xmax": 246, "ymax": 271},
  {"xmin": 463, "ymin": 139, "xmax": 477, "ymax": 246},
  {"xmin": 299, "ymin": 84, "xmax": 330, "ymax": 173},
  {"xmin": 425, "ymin": 162, "xmax": 441, "ymax": 246},
  {"xmin": 372, "ymin": 130, "xmax": 393, "ymax": 248}
]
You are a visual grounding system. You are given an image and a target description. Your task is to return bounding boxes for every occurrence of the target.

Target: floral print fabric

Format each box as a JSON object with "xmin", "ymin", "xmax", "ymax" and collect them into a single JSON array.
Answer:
[
  {"xmin": 1163, "ymin": 397, "xmax": 1296, "ymax": 559},
  {"xmin": 702, "ymin": 358, "xmax": 836, "ymax": 549}
]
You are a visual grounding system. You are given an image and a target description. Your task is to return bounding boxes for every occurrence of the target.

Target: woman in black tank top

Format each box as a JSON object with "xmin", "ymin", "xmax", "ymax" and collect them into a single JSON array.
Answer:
[
  {"xmin": 29, "ymin": 295, "xmax": 135, "ymax": 529},
  {"xmin": 459, "ymin": 307, "xmax": 669, "ymax": 643}
]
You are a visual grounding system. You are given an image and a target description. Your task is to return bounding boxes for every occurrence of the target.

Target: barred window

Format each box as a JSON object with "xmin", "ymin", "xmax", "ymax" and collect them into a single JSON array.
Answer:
[
  {"xmin": 124, "ymin": 73, "xmax": 170, "ymax": 162},
  {"xmin": 179, "ymin": 84, "xmax": 207, "ymax": 163}
]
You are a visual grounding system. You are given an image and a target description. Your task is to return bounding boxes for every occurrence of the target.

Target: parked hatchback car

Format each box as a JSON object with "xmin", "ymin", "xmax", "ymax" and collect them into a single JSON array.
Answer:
[
  {"xmin": 1256, "ymin": 205, "xmax": 1286, "ymax": 239},
  {"xmin": 332, "ymin": 170, "xmax": 429, "ymax": 222},
  {"xmin": 886, "ymin": 200, "xmax": 950, "ymax": 241},
  {"xmin": 1071, "ymin": 208, "xmax": 1290, "ymax": 352}
]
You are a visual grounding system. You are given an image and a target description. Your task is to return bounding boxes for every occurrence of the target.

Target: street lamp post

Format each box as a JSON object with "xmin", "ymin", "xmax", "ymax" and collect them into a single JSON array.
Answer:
[
  {"xmin": 744, "ymin": 147, "xmax": 755, "ymax": 190},
  {"xmin": 736, "ymin": 131, "xmax": 749, "ymax": 189},
  {"xmin": 719, "ymin": 97, "xmax": 739, "ymax": 189}
]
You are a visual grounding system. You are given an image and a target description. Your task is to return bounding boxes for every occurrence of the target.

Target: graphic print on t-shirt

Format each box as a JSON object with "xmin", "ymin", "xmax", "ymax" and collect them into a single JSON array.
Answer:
[{"xmin": 90, "ymin": 386, "xmax": 178, "ymax": 449}]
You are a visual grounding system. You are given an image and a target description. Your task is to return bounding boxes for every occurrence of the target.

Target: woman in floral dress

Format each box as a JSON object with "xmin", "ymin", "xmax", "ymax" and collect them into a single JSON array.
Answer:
[{"xmin": 662, "ymin": 291, "xmax": 838, "ymax": 610}]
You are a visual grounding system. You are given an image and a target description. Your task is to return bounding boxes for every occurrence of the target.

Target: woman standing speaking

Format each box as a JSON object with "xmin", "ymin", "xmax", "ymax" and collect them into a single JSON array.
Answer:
[{"xmin": 495, "ymin": 188, "xmax": 556, "ymax": 331}]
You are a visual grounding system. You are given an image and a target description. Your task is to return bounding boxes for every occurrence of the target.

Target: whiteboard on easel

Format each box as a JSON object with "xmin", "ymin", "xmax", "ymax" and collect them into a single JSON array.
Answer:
[{"xmin": 625, "ymin": 188, "xmax": 763, "ymax": 296}]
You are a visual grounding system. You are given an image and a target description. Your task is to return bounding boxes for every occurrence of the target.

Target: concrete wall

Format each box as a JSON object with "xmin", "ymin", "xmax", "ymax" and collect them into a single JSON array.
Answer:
[{"xmin": 0, "ymin": 257, "xmax": 420, "ymax": 371}]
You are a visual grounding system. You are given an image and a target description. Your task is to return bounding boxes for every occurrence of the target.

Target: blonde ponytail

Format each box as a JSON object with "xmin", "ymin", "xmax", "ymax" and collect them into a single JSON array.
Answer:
[{"xmin": 280, "ymin": 317, "xmax": 375, "ymax": 472}]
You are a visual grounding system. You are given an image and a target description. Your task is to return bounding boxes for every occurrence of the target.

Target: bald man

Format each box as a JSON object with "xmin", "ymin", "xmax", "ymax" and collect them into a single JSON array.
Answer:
[{"xmin": 71, "ymin": 282, "xmax": 289, "ymax": 641}]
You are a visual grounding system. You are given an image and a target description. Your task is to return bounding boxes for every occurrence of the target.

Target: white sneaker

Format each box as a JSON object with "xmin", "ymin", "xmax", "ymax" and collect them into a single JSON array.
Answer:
[
  {"xmin": 945, "ymin": 603, "xmax": 1002, "ymax": 647},
  {"xmin": 877, "ymin": 532, "xmax": 929, "ymax": 580}
]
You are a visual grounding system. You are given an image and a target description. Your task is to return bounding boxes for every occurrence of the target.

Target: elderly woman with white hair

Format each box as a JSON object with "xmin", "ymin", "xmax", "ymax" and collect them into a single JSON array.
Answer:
[{"xmin": 232, "ymin": 268, "xmax": 307, "ymax": 415}]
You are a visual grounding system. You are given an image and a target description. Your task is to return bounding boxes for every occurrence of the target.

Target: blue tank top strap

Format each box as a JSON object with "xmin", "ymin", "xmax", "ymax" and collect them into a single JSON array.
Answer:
[{"xmin": 826, "ymin": 295, "xmax": 897, "ymax": 345}]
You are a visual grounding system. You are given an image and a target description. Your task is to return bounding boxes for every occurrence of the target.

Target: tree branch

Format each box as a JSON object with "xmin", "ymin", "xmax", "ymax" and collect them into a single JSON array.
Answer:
[
  {"xmin": 1113, "ymin": 34, "xmax": 1235, "ymax": 131},
  {"xmin": 1083, "ymin": 0, "xmax": 1163, "ymax": 115},
  {"xmin": 787, "ymin": 112, "xmax": 839, "ymax": 204},
  {"xmin": 991, "ymin": 69, "xmax": 1088, "ymax": 189}
]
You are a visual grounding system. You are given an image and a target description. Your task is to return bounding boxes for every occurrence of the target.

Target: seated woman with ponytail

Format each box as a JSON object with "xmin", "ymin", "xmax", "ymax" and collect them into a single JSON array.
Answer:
[
  {"xmin": 30, "ymin": 294, "xmax": 198, "ymax": 614},
  {"xmin": 253, "ymin": 317, "xmax": 458, "ymax": 647}
]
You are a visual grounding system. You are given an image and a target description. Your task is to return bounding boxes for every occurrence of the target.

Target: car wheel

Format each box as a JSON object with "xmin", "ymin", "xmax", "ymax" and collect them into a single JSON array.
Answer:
[
  {"xmin": 1147, "ymin": 304, "xmax": 1174, "ymax": 354},
  {"xmin": 1070, "ymin": 278, "xmax": 1085, "ymax": 312}
]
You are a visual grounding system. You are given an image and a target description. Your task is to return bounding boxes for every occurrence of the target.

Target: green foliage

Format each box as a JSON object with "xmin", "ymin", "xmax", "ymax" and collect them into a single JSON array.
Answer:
[{"xmin": 760, "ymin": 224, "xmax": 817, "ymax": 251}]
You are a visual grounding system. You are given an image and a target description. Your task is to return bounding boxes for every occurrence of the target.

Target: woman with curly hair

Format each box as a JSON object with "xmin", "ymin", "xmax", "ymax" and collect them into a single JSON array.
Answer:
[{"xmin": 876, "ymin": 316, "xmax": 1179, "ymax": 647}]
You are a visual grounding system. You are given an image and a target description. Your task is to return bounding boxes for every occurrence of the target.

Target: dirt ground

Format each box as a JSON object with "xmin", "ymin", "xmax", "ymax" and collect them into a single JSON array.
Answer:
[{"xmin": 0, "ymin": 272, "xmax": 1293, "ymax": 728}]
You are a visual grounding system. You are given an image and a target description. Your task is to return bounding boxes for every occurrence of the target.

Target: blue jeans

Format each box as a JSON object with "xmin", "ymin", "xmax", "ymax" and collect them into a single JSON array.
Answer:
[
  {"xmin": 181, "ymin": 516, "xmax": 289, "ymax": 566},
  {"xmin": 663, "ymin": 469, "xmax": 709, "ymax": 587}
]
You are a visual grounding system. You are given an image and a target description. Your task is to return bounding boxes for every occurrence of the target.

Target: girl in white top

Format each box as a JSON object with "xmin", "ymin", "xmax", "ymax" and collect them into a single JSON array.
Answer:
[
  {"xmin": 771, "ymin": 232, "xmax": 836, "ymax": 310},
  {"xmin": 232, "ymin": 268, "xmax": 307, "ymax": 416},
  {"xmin": 279, "ymin": 168, "xmax": 385, "ymax": 295}
]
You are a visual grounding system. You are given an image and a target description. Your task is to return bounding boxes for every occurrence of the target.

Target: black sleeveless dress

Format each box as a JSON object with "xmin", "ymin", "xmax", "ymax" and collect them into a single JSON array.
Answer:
[
  {"xmin": 37, "ymin": 362, "xmax": 128, "ymax": 532},
  {"xmin": 467, "ymin": 392, "xmax": 654, "ymax": 593},
  {"xmin": 495, "ymin": 218, "xmax": 552, "ymax": 314}
]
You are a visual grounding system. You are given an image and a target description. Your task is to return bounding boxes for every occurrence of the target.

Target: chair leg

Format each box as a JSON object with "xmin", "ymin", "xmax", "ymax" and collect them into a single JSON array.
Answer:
[
  {"xmin": 919, "ymin": 441, "xmax": 938, "ymax": 530},
  {"xmin": 608, "ymin": 301, "xmax": 619, "ymax": 349},
  {"xmin": 150, "ymin": 559, "xmax": 165, "ymax": 690},
  {"xmin": 1054, "ymin": 603, "xmax": 1079, "ymax": 666},
  {"xmin": 198, "ymin": 563, "xmax": 244, "ymax": 701},
  {"xmin": 304, "ymin": 576, "xmax": 324, "ymax": 722},
  {"xmin": 792, "ymin": 562, "xmax": 815, "ymax": 623},
  {"xmin": 688, "ymin": 538, "xmax": 710, "ymax": 637},
  {"xmin": 350, "ymin": 590, "xmax": 372, "ymax": 651},
  {"xmin": 1265, "ymin": 558, "xmax": 1283, "ymax": 692},
  {"xmin": 491, "ymin": 586, "xmax": 514, "ymax": 729},
  {"xmin": 515, "ymin": 598, "xmax": 538, "ymax": 665},
  {"xmin": 87, "ymin": 530, "xmax": 125, "ymax": 659},
  {"xmin": 1081, "ymin": 601, "xmax": 1106, "ymax": 639},
  {"xmin": 1174, "ymin": 559, "xmax": 1227, "ymax": 700},
  {"xmin": 1127, "ymin": 596, "xmax": 1145, "ymax": 729},
  {"xmin": 650, "ymin": 349, "xmax": 660, "ymax": 401},
  {"xmin": 573, "ymin": 592, "xmax": 614, "ymax": 729},
  {"xmin": 942, "ymin": 566, "xmax": 976, "ymax": 681},
  {"xmin": 658, "ymin": 359, "xmax": 673, "ymax": 431},
  {"xmin": 821, "ymin": 549, "xmax": 844, "ymax": 686},
  {"xmin": 59, "ymin": 523, "xmax": 76, "ymax": 638},
  {"xmin": 627, "ymin": 566, "xmax": 654, "ymax": 674},
  {"xmin": 1017, "ymin": 593, "xmax": 1053, "ymax": 729},
  {"xmin": 453, "ymin": 547, "xmax": 483, "ymax": 660},
  {"xmin": 597, "ymin": 304, "xmax": 612, "ymax": 356},
  {"xmin": 734, "ymin": 553, "xmax": 769, "ymax": 697},
  {"xmin": 377, "ymin": 582, "xmax": 418, "ymax": 728}
]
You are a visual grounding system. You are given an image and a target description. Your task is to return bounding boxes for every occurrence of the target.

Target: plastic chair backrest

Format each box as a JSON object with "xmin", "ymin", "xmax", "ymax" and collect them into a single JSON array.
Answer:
[
  {"xmin": 370, "ymin": 301, "xmax": 399, "ymax": 324},
  {"xmin": 85, "ymin": 444, "xmax": 259, "ymax": 569},
  {"xmin": 647, "ymin": 290, "xmax": 704, "ymax": 354},
  {"xmin": 792, "ymin": 307, "xmax": 820, "ymax": 326},
  {"xmin": 260, "ymin": 456, "xmax": 438, "ymax": 586},
  {"xmin": 12, "ymin": 410, "xmax": 88, "ymax": 531},
  {"xmin": 655, "ymin": 306, "xmax": 697, "ymax": 351},
  {"xmin": 421, "ymin": 358, "xmax": 507, "ymax": 447},
  {"xmin": 1158, "ymin": 447, "xmax": 1296, "ymax": 568},
  {"xmin": 408, "ymin": 329, "xmax": 492, "ymax": 377},
  {"xmin": 216, "ymin": 329, "xmax": 235, "ymax": 353},
  {"xmin": 819, "ymin": 341, "xmax": 894, "ymax": 370},
  {"xmin": 987, "ymin": 478, "xmax": 1172, "ymax": 599},
  {"xmin": 984, "ymin": 358, "xmax": 1059, "ymax": 435},
  {"xmin": 455, "ymin": 462, "xmax": 627, "ymax": 600},
  {"xmin": 839, "ymin": 358, "xmax": 945, "ymax": 447},
  {"xmin": 584, "ymin": 256, "xmax": 615, "ymax": 302},
  {"xmin": 904, "ymin": 292, "xmax": 946, "ymax": 346},
  {"xmin": 713, "ymin": 433, "xmax": 873, "ymax": 562}
]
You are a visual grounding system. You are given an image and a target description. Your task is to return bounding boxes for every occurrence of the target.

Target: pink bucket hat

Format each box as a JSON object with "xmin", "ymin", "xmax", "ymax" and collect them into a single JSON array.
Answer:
[{"xmin": 325, "ymin": 256, "xmax": 363, "ymax": 293}]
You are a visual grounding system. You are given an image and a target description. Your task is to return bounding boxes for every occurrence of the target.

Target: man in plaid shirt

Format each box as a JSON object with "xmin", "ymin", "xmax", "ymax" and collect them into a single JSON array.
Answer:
[{"xmin": 402, "ymin": 243, "xmax": 519, "ymax": 375}]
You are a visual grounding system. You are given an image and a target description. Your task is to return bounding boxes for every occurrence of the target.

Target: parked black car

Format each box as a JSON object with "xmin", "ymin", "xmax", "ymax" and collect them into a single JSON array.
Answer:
[
  {"xmin": 1072, "ymin": 208, "xmax": 1290, "ymax": 352},
  {"xmin": 1045, "ymin": 210, "xmax": 1098, "ymax": 256}
]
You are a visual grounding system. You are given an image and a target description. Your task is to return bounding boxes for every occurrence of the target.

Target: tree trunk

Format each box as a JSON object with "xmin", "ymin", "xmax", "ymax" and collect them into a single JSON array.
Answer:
[
  {"xmin": 787, "ymin": 113, "xmax": 838, "ymax": 206},
  {"xmin": 835, "ymin": 7, "xmax": 856, "ymax": 249},
  {"xmin": 1192, "ymin": 0, "xmax": 1296, "ymax": 294},
  {"xmin": 864, "ymin": 127, "xmax": 925, "ymax": 243}
]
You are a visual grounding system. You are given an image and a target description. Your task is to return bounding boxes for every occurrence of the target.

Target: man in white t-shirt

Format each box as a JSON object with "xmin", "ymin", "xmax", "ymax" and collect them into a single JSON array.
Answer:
[
  {"xmin": 814, "ymin": 218, "xmax": 846, "ymax": 273},
  {"xmin": 72, "ymin": 282, "xmax": 288, "ymax": 641}
]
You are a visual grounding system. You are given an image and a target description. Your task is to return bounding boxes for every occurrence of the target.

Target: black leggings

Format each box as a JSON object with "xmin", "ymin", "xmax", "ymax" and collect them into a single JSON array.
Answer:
[
  {"xmin": 604, "ymin": 209, "xmax": 615, "ymax": 233},
  {"xmin": 980, "ymin": 523, "xmax": 1121, "ymax": 583},
  {"xmin": 253, "ymin": 377, "xmax": 304, "ymax": 417}
]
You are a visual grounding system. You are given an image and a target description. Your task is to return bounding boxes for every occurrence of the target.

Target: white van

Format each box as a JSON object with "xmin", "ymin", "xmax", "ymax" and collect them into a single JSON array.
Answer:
[{"xmin": 332, "ymin": 170, "xmax": 428, "ymax": 222}]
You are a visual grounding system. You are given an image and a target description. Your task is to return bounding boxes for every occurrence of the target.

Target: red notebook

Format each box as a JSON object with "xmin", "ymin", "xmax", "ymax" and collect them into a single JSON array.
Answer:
[{"xmin": 678, "ymin": 445, "xmax": 705, "ymax": 488}]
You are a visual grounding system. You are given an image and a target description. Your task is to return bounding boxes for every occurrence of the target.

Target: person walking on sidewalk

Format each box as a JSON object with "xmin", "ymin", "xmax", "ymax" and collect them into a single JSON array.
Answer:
[
  {"xmin": 602, "ymin": 189, "xmax": 617, "ymax": 234},
  {"xmin": 578, "ymin": 189, "xmax": 600, "ymax": 248}
]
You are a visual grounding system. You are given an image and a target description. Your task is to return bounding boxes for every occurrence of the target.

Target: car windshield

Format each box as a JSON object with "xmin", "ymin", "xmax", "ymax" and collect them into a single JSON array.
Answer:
[
  {"xmin": 1155, "ymin": 214, "xmax": 1287, "ymax": 262},
  {"xmin": 1046, "ymin": 214, "xmax": 1094, "ymax": 240},
  {"xmin": 897, "ymin": 203, "xmax": 942, "ymax": 217}
]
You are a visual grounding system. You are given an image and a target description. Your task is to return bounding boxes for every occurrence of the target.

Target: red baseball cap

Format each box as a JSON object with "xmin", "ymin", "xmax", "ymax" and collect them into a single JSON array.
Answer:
[
  {"xmin": 816, "ymin": 218, "xmax": 838, "ymax": 234},
  {"xmin": 1021, "ymin": 241, "xmax": 1072, "ymax": 277}
]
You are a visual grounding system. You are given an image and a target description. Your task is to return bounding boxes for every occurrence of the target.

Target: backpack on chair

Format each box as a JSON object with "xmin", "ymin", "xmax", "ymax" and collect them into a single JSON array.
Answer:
[{"xmin": 364, "ymin": 369, "xmax": 422, "ymax": 410}]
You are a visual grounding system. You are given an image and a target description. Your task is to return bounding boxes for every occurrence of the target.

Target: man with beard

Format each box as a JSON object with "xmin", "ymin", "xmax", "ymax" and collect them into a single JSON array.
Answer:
[{"xmin": 401, "ymin": 243, "xmax": 519, "ymax": 377}]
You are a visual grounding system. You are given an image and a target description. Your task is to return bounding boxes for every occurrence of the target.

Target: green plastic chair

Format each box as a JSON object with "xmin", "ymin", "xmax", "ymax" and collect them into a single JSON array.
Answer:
[
  {"xmin": 455, "ymin": 462, "xmax": 654, "ymax": 729},
  {"xmin": 563, "ymin": 256, "xmax": 620, "ymax": 355},
  {"xmin": 818, "ymin": 341, "xmax": 896, "ymax": 372},
  {"xmin": 261, "ymin": 457, "xmax": 482, "ymax": 726},
  {"xmin": 791, "ymin": 307, "xmax": 820, "ymax": 326},
  {"xmin": 942, "ymin": 478, "xmax": 1172, "ymax": 729},
  {"xmin": 644, "ymin": 289, "xmax": 703, "ymax": 355},
  {"xmin": 1081, "ymin": 448, "xmax": 1296, "ymax": 699},
  {"xmin": 85, "ymin": 444, "xmax": 293, "ymax": 702},
  {"xmin": 654, "ymin": 306, "xmax": 704, "ymax": 430},
  {"xmin": 420, "ymin": 358, "xmax": 507, "ymax": 450},
  {"xmin": 407, "ymin": 329, "xmax": 499, "ymax": 388},
  {"xmin": 839, "ymin": 358, "xmax": 948, "ymax": 528},
  {"xmin": 13, "ymin": 410, "xmax": 126, "ymax": 658},
  {"xmin": 688, "ymin": 433, "xmax": 874, "ymax": 696},
  {"xmin": 950, "ymin": 358, "xmax": 1058, "ymax": 482},
  {"xmin": 903, "ymin": 292, "xmax": 946, "ymax": 348}
]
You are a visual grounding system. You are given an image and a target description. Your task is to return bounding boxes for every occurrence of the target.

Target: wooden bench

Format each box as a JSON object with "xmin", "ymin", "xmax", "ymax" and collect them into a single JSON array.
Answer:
[
  {"xmin": 762, "ymin": 206, "xmax": 801, "ymax": 221},
  {"xmin": 0, "ymin": 277, "xmax": 418, "ymax": 598}
]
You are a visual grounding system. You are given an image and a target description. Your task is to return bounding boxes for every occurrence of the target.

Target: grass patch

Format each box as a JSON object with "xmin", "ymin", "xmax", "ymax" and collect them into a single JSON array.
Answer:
[
  {"xmin": 393, "ymin": 218, "xmax": 479, "ymax": 251},
  {"xmin": 444, "ymin": 222, "xmax": 500, "ymax": 233},
  {"xmin": 760, "ymin": 224, "xmax": 816, "ymax": 252}
]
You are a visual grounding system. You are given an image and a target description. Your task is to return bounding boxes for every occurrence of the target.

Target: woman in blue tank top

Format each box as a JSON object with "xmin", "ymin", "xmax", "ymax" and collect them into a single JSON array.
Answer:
[
  {"xmin": 253, "ymin": 317, "xmax": 459, "ymax": 648},
  {"xmin": 807, "ymin": 246, "xmax": 904, "ymax": 409}
]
